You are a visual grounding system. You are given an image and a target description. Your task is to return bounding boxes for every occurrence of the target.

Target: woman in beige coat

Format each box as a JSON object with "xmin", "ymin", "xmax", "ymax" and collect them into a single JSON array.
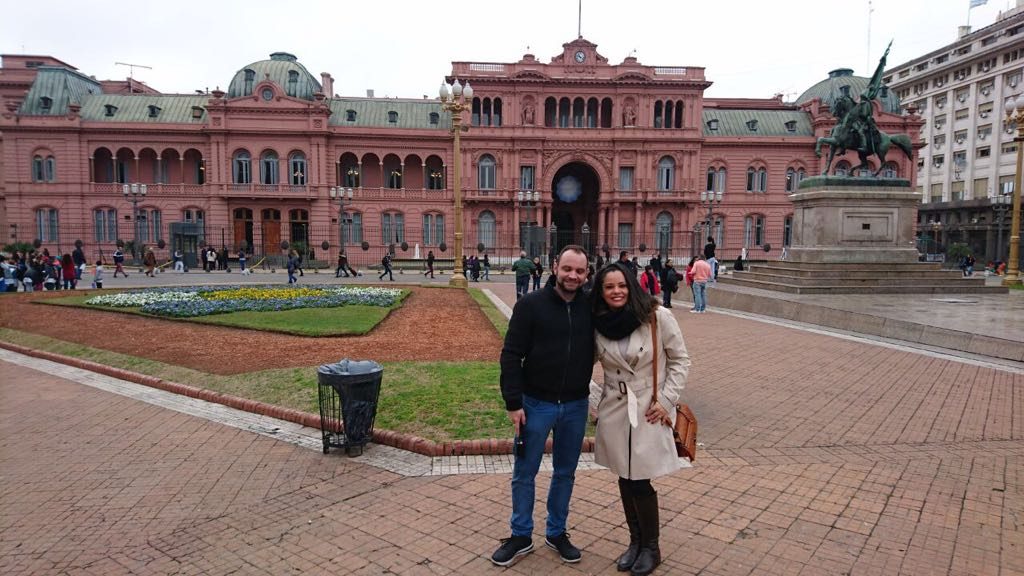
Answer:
[{"xmin": 589, "ymin": 262, "xmax": 690, "ymax": 576}]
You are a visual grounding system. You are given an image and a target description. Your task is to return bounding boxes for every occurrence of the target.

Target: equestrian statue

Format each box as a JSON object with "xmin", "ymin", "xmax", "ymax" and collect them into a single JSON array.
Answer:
[{"xmin": 815, "ymin": 41, "xmax": 914, "ymax": 177}]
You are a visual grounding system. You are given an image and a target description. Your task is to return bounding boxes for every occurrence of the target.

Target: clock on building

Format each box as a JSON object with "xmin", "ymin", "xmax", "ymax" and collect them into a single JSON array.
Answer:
[{"xmin": 574, "ymin": 50, "xmax": 586, "ymax": 63}]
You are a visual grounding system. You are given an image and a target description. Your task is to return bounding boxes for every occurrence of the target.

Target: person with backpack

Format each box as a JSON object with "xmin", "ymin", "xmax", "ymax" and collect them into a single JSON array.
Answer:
[{"xmin": 379, "ymin": 253, "xmax": 394, "ymax": 281}]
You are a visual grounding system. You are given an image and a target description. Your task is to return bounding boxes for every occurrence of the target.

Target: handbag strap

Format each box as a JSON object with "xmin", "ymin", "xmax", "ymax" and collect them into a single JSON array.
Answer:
[{"xmin": 651, "ymin": 310, "xmax": 658, "ymax": 409}]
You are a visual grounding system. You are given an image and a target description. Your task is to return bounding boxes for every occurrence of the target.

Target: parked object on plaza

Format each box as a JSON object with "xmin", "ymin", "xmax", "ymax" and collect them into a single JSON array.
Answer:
[{"xmin": 317, "ymin": 359, "xmax": 384, "ymax": 457}]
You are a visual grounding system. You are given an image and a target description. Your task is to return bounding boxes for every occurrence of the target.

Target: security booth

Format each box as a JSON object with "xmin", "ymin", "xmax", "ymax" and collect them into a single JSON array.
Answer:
[{"xmin": 170, "ymin": 222, "xmax": 204, "ymax": 269}]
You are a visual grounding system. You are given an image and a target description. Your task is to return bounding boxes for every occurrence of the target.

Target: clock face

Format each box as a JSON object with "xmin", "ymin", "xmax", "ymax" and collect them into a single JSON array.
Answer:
[{"xmin": 574, "ymin": 50, "xmax": 586, "ymax": 63}]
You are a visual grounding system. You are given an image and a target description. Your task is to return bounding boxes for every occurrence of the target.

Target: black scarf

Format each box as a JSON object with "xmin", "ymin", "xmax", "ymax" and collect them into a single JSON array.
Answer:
[{"xmin": 594, "ymin": 307, "xmax": 641, "ymax": 341}]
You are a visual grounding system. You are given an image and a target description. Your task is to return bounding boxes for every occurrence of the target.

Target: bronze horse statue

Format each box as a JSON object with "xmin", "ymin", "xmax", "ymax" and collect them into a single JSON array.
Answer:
[{"xmin": 815, "ymin": 121, "xmax": 914, "ymax": 177}]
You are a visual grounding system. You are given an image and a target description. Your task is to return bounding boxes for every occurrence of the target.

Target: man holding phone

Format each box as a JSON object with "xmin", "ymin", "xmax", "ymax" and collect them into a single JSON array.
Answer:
[{"xmin": 493, "ymin": 245, "xmax": 594, "ymax": 566}]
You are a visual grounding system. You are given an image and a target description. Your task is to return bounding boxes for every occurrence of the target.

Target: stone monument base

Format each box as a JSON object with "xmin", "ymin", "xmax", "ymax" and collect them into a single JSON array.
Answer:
[{"xmin": 787, "ymin": 176, "xmax": 920, "ymax": 264}]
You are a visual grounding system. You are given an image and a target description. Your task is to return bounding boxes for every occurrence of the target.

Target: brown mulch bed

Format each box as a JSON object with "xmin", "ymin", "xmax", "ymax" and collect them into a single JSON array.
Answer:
[{"xmin": 0, "ymin": 286, "xmax": 503, "ymax": 374}]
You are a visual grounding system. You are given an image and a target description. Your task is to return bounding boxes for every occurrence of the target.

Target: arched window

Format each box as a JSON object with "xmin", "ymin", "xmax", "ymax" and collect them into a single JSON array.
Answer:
[
  {"xmin": 422, "ymin": 212, "xmax": 445, "ymax": 245},
  {"xmin": 472, "ymin": 97, "xmax": 481, "ymax": 126},
  {"xmin": 572, "ymin": 97, "xmax": 585, "ymax": 128},
  {"xmin": 545, "ymin": 97, "xmax": 557, "ymax": 127},
  {"xmin": 382, "ymin": 211, "xmax": 405, "ymax": 244},
  {"xmin": 675, "ymin": 100, "xmax": 684, "ymax": 128},
  {"xmin": 233, "ymin": 151, "xmax": 251, "ymax": 184},
  {"xmin": 287, "ymin": 70, "xmax": 299, "ymax": 97},
  {"xmin": 32, "ymin": 156, "xmax": 45, "ymax": 182},
  {"xmin": 558, "ymin": 97, "xmax": 570, "ymax": 128},
  {"xmin": 492, "ymin": 97, "xmax": 502, "ymax": 126},
  {"xmin": 717, "ymin": 168, "xmax": 727, "ymax": 193},
  {"xmin": 260, "ymin": 151, "xmax": 279, "ymax": 185},
  {"xmin": 35, "ymin": 207, "xmax": 59, "ymax": 242},
  {"xmin": 482, "ymin": 98, "xmax": 491, "ymax": 126},
  {"xmin": 658, "ymin": 156, "xmax": 675, "ymax": 191},
  {"xmin": 744, "ymin": 214, "xmax": 766, "ymax": 246},
  {"xmin": 477, "ymin": 210, "xmax": 496, "ymax": 249},
  {"xmin": 783, "ymin": 215, "xmax": 793, "ymax": 246},
  {"xmin": 746, "ymin": 167, "xmax": 767, "ymax": 192},
  {"xmin": 785, "ymin": 168, "xmax": 796, "ymax": 192},
  {"xmin": 478, "ymin": 154, "xmax": 496, "ymax": 189},
  {"xmin": 289, "ymin": 152, "xmax": 307, "ymax": 186},
  {"xmin": 654, "ymin": 101, "xmax": 663, "ymax": 128},
  {"xmin": 93, "ymin": 208, "xmax": 117, "ymax": 242},
  {"xmin": 243, "ymin": 69, "xmax": 255, "ymax": 95},
  {"xmin": 707, "ymin": 166, "xmax": 726, "ymax": 193},
  {"xmin": 388, "ymin": 168, "xmax": 403, "ymax": 189},
  {"xmin": 655, "ymin": 211, "xmax": 673, "ymax": 253}
]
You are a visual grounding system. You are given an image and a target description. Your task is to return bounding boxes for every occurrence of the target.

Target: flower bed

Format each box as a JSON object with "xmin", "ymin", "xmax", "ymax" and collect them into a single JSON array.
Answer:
[{"xmin": 85, "ymin": 285, "xmax": 403, "ymax": 318}]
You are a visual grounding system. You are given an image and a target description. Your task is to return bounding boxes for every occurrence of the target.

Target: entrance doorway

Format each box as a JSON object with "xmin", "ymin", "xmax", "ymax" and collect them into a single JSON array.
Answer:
[
  {"xmin": 550, "ymin": 162, "xmax": 600, "ymax": 258},
  {"xmin": 262, "ymin": 208, "xmax": 281, "ymax": 256}
]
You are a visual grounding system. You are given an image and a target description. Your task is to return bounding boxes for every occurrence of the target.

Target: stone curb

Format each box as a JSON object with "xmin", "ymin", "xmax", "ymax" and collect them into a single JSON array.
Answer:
[{"xmin": 0, "ymin": 341, "xmax": 596, "ymax": 457}]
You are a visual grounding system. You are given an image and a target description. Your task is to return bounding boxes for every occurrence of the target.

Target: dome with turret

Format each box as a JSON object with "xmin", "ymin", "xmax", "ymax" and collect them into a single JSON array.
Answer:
[
  {"xmin": 796, "ymin": 68, "xmax": 903, "ymax": 114},
  {"xmin": 227, "ymin": 52, "xmax": 321, "ymax": 100}
]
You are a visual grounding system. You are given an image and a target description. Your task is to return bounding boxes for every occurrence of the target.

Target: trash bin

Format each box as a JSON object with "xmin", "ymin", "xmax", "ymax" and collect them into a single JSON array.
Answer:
[{"xmin": 317, "ymin": 359, "xmax": 384, "ymax": 456}]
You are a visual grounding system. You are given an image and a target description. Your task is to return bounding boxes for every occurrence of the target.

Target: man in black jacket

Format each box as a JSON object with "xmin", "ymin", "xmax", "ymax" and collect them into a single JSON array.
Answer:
[{"xmin": 492, "ymin": 245, "xmax": 593, "ymax": 567}]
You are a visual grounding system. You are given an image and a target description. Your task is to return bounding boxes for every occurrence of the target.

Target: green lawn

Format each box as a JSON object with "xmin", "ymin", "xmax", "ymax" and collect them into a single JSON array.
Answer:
[
  {"xmin": 39, "ymin": 291, "xmax": 407, "ymax": 336},
  {"xmin": 467, "ymin": 288, "xmax": 509, "ymax": 338}
]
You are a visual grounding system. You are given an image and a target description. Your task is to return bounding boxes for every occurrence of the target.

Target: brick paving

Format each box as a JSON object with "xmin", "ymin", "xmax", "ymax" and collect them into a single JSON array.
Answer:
[{"xmin": 2, "ymin": 281, "xmax": 1023, "ymax": 574}]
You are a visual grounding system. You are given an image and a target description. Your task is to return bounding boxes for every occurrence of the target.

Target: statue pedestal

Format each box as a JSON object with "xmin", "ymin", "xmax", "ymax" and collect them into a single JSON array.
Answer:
[{"xmin": 788, "ymin": 177, "xmax": 921, "ymax": 264}]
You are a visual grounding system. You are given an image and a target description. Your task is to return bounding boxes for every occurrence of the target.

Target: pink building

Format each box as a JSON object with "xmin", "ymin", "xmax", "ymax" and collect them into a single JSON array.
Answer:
[{"xmin": 0, "ymin": 39, "xmax": 922, "ymax": 268}]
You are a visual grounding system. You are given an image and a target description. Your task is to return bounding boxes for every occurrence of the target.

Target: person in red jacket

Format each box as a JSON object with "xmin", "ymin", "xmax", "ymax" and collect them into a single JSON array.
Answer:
[{"xmin": 639, "ymin": 265, "xmax": 660, "ymax": 296}]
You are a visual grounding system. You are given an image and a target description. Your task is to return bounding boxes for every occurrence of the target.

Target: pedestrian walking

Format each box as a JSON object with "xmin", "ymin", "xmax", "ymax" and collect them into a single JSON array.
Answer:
[
  {"xmin": 660, "ymin": 260, "xmax": 679, "ymax": 308},
  {"xmin": 690, "ymin": 255, "xmax": 712, "ymax": 313},
  {"xmin": 482, "ymin": 253, "xmax": 491, "ymax": 280},
  {"xmin": 173, "ymin": 249, "xmax": 185, "ymax": 273},
  {"xmin": 511, "ymin": 251, "xmax": 534, "ymax": 300},
  {"xmin": 492, "ymin": 245, "xmax": 593, "ymax": 567},
  {"xmin": 92, "ymin": 260, "xmax": 104, "ymax": 289},
  {"xmin": 72, "ymin": 244, "xmax": 87, "ymax": 280},
  {"xmin": 531, "ymin": 257, "xmax": 544, "ymax": 291},
  {"xmin": 143, "ymin": 248, "xmax": 157, "ymax": 277},
  {"xmin": 379, "ymin": 253, "xmax": 394, "ymax": 281},
  {"xmin": 424, "ymin": 250, "xmax": 435, "ymax": 279},
  {"xmin": 703, "ymin": 236, "xmax": 718, "ymax": 282},
  {"xmin": 113, "ymin": 248, "xmax": 128, "ymax": 278},
  {"xmin": 589, "ymin": 262, "xmax": 690, "ymax": 576},
  {"xmin": 238, "ymin": 249, "xmax": 247, "ymax": 273},
  {"xmin": 286, "ymin": 250, "xmax": 299, "ymax": 284}
]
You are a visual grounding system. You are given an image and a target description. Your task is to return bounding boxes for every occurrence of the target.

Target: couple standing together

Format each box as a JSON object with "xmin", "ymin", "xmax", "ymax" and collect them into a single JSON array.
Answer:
[{"xmin": 494, "ymin": 245, "xmax": 690, "ymax": 575}]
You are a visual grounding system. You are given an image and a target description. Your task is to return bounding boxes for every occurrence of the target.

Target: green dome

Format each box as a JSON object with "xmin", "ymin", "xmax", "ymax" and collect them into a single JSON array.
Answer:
[
  {"xmin": 796, "ymin": 68, "xmax": 902, "ymax": 115},
  {"xmin": 227, "ymin": 52, "xmax": 321, "ymax": 100}
]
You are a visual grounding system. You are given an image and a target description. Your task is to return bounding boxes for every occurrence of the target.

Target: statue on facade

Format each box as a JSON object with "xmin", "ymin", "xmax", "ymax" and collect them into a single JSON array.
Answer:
[
  {"xmin": 623, "ymin": 104, "xmax": 636, "ymax": 126},
  {"xmin": 815, "ymin": 41, "xmax": 913, "ymax": 177},
  {"xmin": 522, "ymin": 102, "xmax": 535, "ymax": 125}
]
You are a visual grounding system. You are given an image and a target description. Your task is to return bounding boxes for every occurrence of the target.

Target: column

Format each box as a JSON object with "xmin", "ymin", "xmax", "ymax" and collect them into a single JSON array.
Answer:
[{"xmin": 88, "ymin": 157, "xmax": 94, "ymax": 183}]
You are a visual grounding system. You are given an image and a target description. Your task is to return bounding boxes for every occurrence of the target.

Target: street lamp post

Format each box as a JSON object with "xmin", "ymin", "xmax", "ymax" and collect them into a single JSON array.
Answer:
[
  {"xmin": 123, "ymin": 183, "xmax": 147, "ymax": 262},
  {"xmin": 439, "ymin": 77, "xmax": 474, "ymax": 288},
  {"xmin": 329, "ymin": 186, "xmax": 354, "ymax": 259},
  {"xmin": 698, "ymin": 189, "xmax": 723, "ymax": 244},
  {"xmin": 994, "ymin": 192, "xmax": 1013, "ymax": 264},
  {"xmin": 1002, "ymin": 95, "xmax": 1024, "ymax": 286},
  {"xmin": 517, "ymin": 190, "xmax": 540, "ymax": 258}
]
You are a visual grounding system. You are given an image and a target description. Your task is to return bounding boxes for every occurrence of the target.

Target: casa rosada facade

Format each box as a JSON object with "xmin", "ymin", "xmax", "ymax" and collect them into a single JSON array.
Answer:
[{"xmin": 0, "ymin": 38, "xmax": 924, "ymax": 268}]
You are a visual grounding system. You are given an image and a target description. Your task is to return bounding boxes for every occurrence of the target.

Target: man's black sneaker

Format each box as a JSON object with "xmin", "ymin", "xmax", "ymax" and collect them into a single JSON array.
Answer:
[
  {"xmin": 491, "ymin": 536, "xmax": 533, "ymax": 566},
  {"xmin": 545, "ymin": 532, "xmax": 582, "ymax": 563}
]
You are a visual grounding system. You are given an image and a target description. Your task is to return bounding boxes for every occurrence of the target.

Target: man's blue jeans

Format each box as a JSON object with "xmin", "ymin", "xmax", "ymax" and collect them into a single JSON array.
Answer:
[
  {"xmin": 510, "ymin": 394, "xmax": 588, "ymax": 538},
  {"xmin": 693, "ymin": 281, "xmax": 707, "ymax": 311},
  {"xmin": 515, "ymin": 275, "xmax": 530, "ymax": 300}
]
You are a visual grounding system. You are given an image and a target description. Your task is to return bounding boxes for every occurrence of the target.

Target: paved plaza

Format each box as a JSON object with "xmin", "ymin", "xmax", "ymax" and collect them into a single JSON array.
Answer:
[{"xmin": 1, "ymin": 272, "xmax": 1022, "ymax": 575}]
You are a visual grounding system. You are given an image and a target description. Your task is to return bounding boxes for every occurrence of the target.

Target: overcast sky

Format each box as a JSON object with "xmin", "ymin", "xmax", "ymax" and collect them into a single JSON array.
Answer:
[{"xmin": 2, "ymin": 0, "xmax": 1016, "ymax": 100}]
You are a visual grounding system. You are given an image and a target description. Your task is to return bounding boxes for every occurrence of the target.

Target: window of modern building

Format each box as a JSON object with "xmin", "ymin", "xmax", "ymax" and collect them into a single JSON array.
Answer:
[
  {"xmin": 422, "ymin": 213, "xmax": 444, "ymax": 245},
  {"xmin": 617, "ymin": 223, "xmax": 633, "ymax": 249},
  {"xmin": 934, "ymin": 114, "xmax": 947, "ymax": 129},
  {"xmin": 260, "ymin": 151, "xmax": 279, "ymax": 185},
  {"xmin": 976, "ymin": 146, "xmax": 991, "ymax": 159},
  {"xmin": 999, "ymin": 175, "xmax": 1014, "ymax": 195},
  {"xmin": 932, "ymin": 155, "xmax": 945, "ymax": 168},
  {"xmin": 342, "ymin": 211, "xmax": 363, "ymax": 244},
  {"xmin": 973, "ymin": 178, "xmax": 988, "ymax": 198},
  {"xmin": 289, "ymin": 152, "xmax": 307, "ymax": 185},
  {"xmin": 954, "ymin": 108, "xmax": 970, "ymax": 121},
  {"xmin": 978, "ymin": 101, "xmax": 994, "ymax": 118},
  {"xmin": 346, "ymin": 109, "xmax": 357, "ymax": 122},
  {"xmin": 935, "ymin": 95, "xmax": 947, "ymax": 109},
  {"xmin": 1002, "ymin": 141, "xmax": 1018, "ymax": 155},
  {"xmin": 477, "ymin": 210, "xmax": 496, "ymax": 248},
  {"xmin": 381, "ymin": 212, "xmax": 405, "ymax": 244},
  {"xmin": 935, "ymin": 134, "xmax": 947, "ymax": 147},
  {"xmin": 978, "ymin": 124, "xmax": 992, "ymax": 140},
  {"xmin": 953, "ymin": 150, "xmax": 967, "ymax": 166},
  {"xmin": 520, "ymin": 165, "xmax": 535, "ymax": 190},
  {"xmin": 478, "ymin": 154, "xmax": 496, "ymax": 189},
  {"xmin": 619, "ymin": 167, "xmax": 634, "ymax": 191},
  {"xmin": 388, "ymin": 111, "xmax": 398, "ymax": 124},
  {"xmin": 744, "ymin": 215, "xmax": 765, "ymax": 246},
  {"xmin": 657, "ymin": 156, "xmax": 675, "ymax": 191},
  {"xmin": 951, "ymin": 181, "xmax": 965, "ymax": 201},
  {"xmin": 93, "ymin": 208, "xmax": 117, "ymax": 242},
  {"xmin": 930, "ymin": 182, "xmax": 943, "ymax": 202},
  {"xmin": 955, "ymin": 88, "xmax": 969, "ymax": 103},
  {"xmin": 1007, "ymin": 70, "xmax": 1022, "ymax": 88},
  {"xmin": 954, "ymin": 130, "xmax": 967, "ymax": 144},
  {"xmin": 36, "ymin": 208, "xmax": 59, "ymax": 242},
  {"xmin": 233, "ymin": 151, "xmax": 252, "ymax": 184}
]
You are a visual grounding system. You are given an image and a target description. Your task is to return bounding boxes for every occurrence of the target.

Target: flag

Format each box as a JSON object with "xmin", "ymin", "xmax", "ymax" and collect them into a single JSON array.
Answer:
[{"xmin": 970, "ymin": 0, "xmax": 987, "ymax": 8}]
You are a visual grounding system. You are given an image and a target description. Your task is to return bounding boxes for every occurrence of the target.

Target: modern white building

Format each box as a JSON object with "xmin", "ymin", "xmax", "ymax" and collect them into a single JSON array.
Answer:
[{"xmin": 886, "ymin": 1, "xmax": 1024, "ymax": 265}]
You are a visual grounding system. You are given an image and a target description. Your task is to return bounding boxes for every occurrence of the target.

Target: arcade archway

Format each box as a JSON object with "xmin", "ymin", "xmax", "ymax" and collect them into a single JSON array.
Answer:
[{"xmin": 549, "ymin": 162, "xmax": 600, "ymax": 256}]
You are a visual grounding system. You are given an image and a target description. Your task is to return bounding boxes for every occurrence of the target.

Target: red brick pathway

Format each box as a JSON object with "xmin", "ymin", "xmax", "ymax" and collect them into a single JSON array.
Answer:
[{"xmin": 2, "ymin": 294, "xmax": 1023, "ymax": 574}]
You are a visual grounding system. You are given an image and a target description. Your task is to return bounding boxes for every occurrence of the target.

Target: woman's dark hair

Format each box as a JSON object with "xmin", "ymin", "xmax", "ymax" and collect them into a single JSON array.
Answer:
[{"xmin": 592, "ymin": 262, "xmax": 657, "ymax": 322}]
